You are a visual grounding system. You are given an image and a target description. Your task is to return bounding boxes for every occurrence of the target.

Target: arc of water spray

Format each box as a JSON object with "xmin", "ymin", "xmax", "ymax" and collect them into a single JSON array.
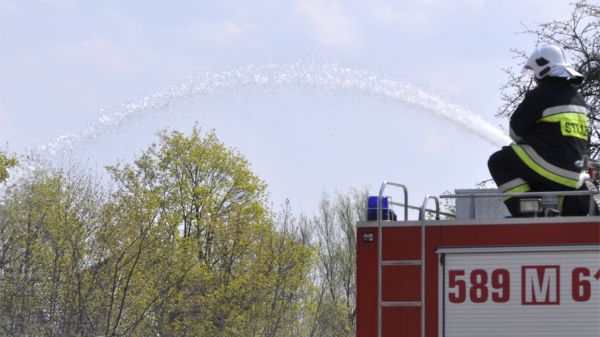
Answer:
[{"xmin": 40, "ymin": 62, "xmax": 511, "ymax": 154}]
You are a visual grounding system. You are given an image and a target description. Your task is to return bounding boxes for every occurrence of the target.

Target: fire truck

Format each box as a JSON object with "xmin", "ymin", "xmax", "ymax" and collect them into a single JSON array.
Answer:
[{"xmin": 356, "ymin": 181, "xmax": 600, "ymax": 337}]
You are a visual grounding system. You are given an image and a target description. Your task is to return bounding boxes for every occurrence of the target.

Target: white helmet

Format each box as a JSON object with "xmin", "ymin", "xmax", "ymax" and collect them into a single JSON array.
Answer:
[{"xmin": 522, "ymin": 44, "xmax": 583, "ymax": 83}]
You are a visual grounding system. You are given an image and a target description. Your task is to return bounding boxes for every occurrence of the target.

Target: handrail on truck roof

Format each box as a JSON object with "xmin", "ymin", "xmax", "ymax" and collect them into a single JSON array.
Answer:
[
  {"xmin": 376, "ymin": 181, "xmax": 453, "ymax": 221},
  {"xmin": 417, "ymin": 195, "xmax": 440, "ymax": 337},
  {"xmin": 440, "ymin": 189, "xmax": 599, "ymax": 218}
]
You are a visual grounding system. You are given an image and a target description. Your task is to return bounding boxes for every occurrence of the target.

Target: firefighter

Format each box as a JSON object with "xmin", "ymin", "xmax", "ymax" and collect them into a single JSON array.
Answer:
[{"xmin": 488, "ymin": 44, "xmax": 592, "ymax": 216}]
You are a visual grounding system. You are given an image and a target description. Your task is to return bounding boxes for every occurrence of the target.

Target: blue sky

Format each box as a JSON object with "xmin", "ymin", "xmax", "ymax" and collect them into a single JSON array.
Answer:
[{"xmin": 0, "ymin": 0, "xmax": 578, "ymax": 215}]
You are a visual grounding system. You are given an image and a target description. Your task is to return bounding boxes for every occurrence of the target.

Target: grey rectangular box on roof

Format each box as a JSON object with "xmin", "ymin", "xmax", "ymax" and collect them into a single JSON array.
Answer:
[{"xmin": 454, "ymin": 188, "xmax": 510, "ymax": 220}]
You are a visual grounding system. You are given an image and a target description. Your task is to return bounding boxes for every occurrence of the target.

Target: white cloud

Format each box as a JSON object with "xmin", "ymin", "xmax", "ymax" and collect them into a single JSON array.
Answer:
[
  {"xmin": 523, "ymin": 0, "xmax": 573, "ymax": 19},
  {"xmin": 296, "ymin": 0, "xmax": 359, "ymax": 47},
  {"xmin": 51, "ymin": 39, "xmax": 131, "ymax": 71},
  {"xmin": 427, "ymin": 76, "xmax": 465, "ymax": 96},
  {"xmin": 222, "ymin": 21, "xmax": 253, "ymax": 35},
  {"xmin": 102, "ymin": 7, "xmax": 144, "ymax": 37},
  {"xmin": 38, "ymin": 0, "xmax": 76, "ymax": 7},
  {"xmin": 0, "ymin": 0, "xmax": 21, "ymax": 16},
  {"xmin": 0, "ymin": 99, "xmax": 14, "ymax": 141},
  {"xmin": 424, "ymin": 125, "xmax": 453, "ymax": 155},
  {"xmin": 371, "ymin": 4, "xmax": 429, "ymax": 26},
  {"xmin": 372, "ymin": 6, "xmax": 395, "ymax": 22},
  {"xmin": 462, "ymin": 0, "xmax": 486, "ymax": 12},
  {"xmin": 169, "ymin": 20, "xmax": 256, "ymax": 41}
]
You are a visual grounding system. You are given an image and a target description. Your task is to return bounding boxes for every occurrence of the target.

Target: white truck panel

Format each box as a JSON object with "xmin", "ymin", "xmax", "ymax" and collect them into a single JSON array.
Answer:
[{"xmin": 440, "ymin": 246, "xmax": 600, "ymax": 337}]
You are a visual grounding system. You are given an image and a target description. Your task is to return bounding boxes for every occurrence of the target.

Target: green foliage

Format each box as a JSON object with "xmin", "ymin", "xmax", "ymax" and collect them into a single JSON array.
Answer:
[
  {"xmin": 308, "ymin": 188, "xmax": 367, "ymax": 337},
  {"xmin": 0, "ymin": 150, "xmax": 17, "ymax": 183},
  {"xmin": 0, "ymin": 127, "xmax": 366, "ymax": 337},
  {"xmin": 0, "ymin": 167, "xmax": 108, "ymax": 336},
  {"xmin": 101, "ymin": 127, "xmax": 317, "ymax": 336},
  {"xmin": 0, "ymin": 128, "xmax": 316, "ymax": 337}
]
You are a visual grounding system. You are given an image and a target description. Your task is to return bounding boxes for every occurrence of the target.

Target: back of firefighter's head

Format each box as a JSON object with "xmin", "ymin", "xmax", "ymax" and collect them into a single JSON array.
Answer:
[{"xmin": 522, "ymin": 44, "xmax": 584, "ymax": 85}]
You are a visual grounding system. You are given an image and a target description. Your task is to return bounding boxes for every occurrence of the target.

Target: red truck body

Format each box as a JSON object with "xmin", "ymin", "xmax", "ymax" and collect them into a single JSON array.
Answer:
[{"xmin": 356, "ymin": 216, "xmax": 600, "ymax": 337}]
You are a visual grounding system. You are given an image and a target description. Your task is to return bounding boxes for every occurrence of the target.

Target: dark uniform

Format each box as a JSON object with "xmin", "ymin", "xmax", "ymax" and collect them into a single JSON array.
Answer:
[{"xmin": 488, "ymin": 77, "xmax": 591, "ymax": 216}]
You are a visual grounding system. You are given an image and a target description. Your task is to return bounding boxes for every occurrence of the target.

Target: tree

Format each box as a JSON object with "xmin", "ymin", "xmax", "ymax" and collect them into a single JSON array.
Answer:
[
  {"xmin": 0, "ymin": 150, "xmax": 17, "ymax": 183},
  {"xmin": 259, "ymin": 200, "xmax": 317, "ymax": 337},
  {"xmin": 0, "ymin": 128, "xmax": 316, "ymax": 337},
  {"xmin": 308, "ymin": 188, "xmax": 367, "ymax": 337},
  {"xmin": 498, "ymin": 0, "xmax": 600, "ymax": 158},
  {"xmin": 0, "ymin": 165, "xmax": 108, "ymax": 336},
  {"xmin": 104, "ymin": 127, "xmax": 314, "ymax": 336}
]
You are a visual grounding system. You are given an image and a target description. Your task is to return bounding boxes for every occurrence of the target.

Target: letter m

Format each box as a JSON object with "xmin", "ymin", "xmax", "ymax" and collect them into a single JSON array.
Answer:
[{"xmin": 521, "ymin": 265, "xmax": 560, "ymax": 305}]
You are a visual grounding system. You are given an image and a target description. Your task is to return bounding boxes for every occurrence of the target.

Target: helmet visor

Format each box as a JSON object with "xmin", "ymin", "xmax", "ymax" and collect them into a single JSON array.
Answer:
[{"xmin": 521, "ymin": 64, "xmax": 534, "ymax": 76}]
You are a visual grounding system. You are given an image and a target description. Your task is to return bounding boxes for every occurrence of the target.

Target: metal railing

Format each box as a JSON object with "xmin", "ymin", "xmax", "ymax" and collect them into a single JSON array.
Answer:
[
  {"xmin": 440, "ymin": 189, "xmax": 599, "ymax": 218},
  {"xmin": 418, "ymin": 196, "xmax": 440, "ymax": 337}
]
